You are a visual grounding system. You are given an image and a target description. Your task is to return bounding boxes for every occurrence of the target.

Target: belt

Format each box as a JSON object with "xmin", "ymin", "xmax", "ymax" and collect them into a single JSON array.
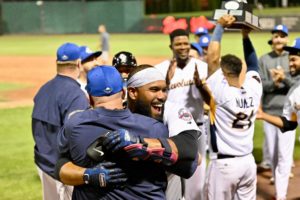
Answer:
[{"xmin": 217, "ymin": 154, "xmax": 236, "ymax": 159}]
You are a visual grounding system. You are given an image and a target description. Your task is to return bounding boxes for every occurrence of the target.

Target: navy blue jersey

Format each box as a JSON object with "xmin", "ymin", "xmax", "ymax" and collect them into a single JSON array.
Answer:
[
  {"xmin": 58, "ymin": 108, "xmax": 169, "ymax": 200},
  {"xmin": 32, "ymin": 75, "xmax": 89, "ymax": 177}
]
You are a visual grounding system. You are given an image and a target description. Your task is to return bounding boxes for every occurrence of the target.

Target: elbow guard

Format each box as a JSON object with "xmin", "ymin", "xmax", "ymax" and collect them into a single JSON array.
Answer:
[{"xmin": 280, "ymin": 116, "xmax": 298, "ymax": 132}]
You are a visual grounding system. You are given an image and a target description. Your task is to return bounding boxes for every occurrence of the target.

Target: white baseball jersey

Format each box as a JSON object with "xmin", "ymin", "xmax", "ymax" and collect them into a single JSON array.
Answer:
[
  {"xmin": 206, "ymin": 69, "xmax": 263, "ymax": 158},
  {"xmin": 163, "ymin": 100, "xmax": 200, "ymax": 136},
  {"xmin": 283, "ymin": 83, "xmax": 300, "ymax": 124},
  {"xmin": 163, "ymin": 101, "xmax": 200, "ymax": 200},
  {"xmin": 155, "ymin": 58, "xmax": 208, "ymax": 124}
]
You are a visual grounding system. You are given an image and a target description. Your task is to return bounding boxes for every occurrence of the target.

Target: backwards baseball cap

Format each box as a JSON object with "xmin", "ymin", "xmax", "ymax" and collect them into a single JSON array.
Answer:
[
  {"xmin": 86, "ymin": 66, "xmax": 123, "ymax": 97},
  {"xmin": 271, "ymin": 24, "xmax": 288, "ymax": 36},
  {"xmin": 194, "ymin": 27, "xmax": 208, "ymax": 36},
  {"xmin": 283, "ymin": 38, "xmax": 300, "ymax": 56},
  {"xmin": 198, "ymin": 35, "xmax": 211, "ymax": 48},
  {"xmin": 80, "ymin": 46, "xmax": 102, "ymax": 63},
  {"xmin": 56, "ymin": 42, "xmax": 81, "ymax": 62}
]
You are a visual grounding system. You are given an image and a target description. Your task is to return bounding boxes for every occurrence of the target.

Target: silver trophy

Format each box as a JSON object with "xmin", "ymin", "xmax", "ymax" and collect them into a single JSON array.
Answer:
[{"xmin": 213, "ymin": 0, "xmax": 260, "ymax": 30}]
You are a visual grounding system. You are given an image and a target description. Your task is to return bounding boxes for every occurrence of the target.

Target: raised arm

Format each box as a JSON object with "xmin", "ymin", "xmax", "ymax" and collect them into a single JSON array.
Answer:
[
  {"xmin": 242, "ymin": 29, "xmax": 259, "ymax": 72},
  {"xmin": 207, "ymin": 14, "xmax": 235, "ymax": 78}
]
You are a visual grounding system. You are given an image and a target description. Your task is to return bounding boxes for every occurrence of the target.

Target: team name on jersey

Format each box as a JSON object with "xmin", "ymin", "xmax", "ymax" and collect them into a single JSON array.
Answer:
[
  {"xmin": 169, "ymin": 79, "xmax": 194, "ymax": 90},
  {"xmin": 236, "ymin": 97, "xmax": 254, "ymax": 108}
]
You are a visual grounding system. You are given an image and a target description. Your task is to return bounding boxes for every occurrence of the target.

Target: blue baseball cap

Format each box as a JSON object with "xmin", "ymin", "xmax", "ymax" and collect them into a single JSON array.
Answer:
[
  {"xmin": 194, "ymin": 27, "xmax": 208, "ymax": 36},
  {"xmin": 86, "ymin": 66, "xmax": 123, "ymax": 97},
  {"xmin": 271, "ymin": 24, "xmax": 288, "ymax": 36},
  {"xmin": 283, "ymin": 38, "xmax": 300, "ymax": 56},
  {"xmin": 190, "ymin": 42, "xmax": 203, "ymax": 56},
  {"xmin": 198, "ymin": 35, "xmax": 211, "ymax": 48},
  {"xmin": 80, "ymin": 46, "xmax": 102, "ymax": 63},
  {"xmin": 56, "ymin": 42, "xmax": 81, "ymax": 62}
]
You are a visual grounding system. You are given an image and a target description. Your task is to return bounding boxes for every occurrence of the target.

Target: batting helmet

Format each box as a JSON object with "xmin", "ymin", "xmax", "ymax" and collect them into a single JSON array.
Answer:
[{"xmin": 112, "ymin": 51, "xmax": 137, "ymax": 68}]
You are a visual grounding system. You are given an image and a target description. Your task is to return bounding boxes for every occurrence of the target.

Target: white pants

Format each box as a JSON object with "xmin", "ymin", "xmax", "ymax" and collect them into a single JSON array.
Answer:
[
  {"xmin": 166, "ymin": 174, "xmax": 183, "ymax": 200},
  {"xmin": 205, "ymin": 154, "xmax": 257, "ymax": 200},
  {"xmin": 37, "ymin": 166, "xmax": 73, "ymax": 200},
  {"xmin": 263, "ymin": 122, "xmax": 296, "ymax": 199},
  {"xmin": 184, "ymin": 121, "xmax": 208, "ymax": 200}
]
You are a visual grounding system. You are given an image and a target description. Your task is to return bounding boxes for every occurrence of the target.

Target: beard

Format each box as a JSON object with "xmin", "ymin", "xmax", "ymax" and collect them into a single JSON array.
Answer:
[{"xmin": 134, "ymin": 99, "xmax": 163, "ymax": 122}]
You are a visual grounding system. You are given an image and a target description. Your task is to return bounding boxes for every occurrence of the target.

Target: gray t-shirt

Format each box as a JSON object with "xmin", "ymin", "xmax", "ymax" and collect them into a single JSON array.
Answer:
[{"xmin": 259, "ymin": 51, "xmax": 298, "ymax": 115}]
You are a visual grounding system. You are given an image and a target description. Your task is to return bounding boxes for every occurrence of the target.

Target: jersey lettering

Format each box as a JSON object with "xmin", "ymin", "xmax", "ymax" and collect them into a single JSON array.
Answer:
[
  {"xmin": 169, "ymin": 79, "xmax": 194, "ymax": 90},
  {"xmin": 235, "ymin": 97, "xmax": 254, "ymax": 109}
]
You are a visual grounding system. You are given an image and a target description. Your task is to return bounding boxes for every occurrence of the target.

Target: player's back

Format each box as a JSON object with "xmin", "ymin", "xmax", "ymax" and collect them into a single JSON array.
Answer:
[
  {"xmin": 207, "ymin": 69, "xmax": 262, "ymax": 157},
  {"xmin": 60, "ymin": 107, "xmax": 169, "ymax": 200}
]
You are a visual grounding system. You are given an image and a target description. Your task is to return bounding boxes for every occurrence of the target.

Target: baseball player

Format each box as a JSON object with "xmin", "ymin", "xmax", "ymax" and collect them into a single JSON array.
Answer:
[
  {"xmin": 258, "ymin": 25, "xmax": 300, "ymax": 197},
  {"xmin": 256, "ymin": 38, "xmax": 300, "ymax": 200},
  {"xmin": 204, "ymin": 15, "xmax": 262, "ymax": 199},
  {"xmin": 98, "ymin": 24, "xmax": 110, "ymax": 64},
  {"xmin": 55, "ymin": 65, "xmax": 201, "ymax": 199},
  {"xmin": 57, "ymin": 66, "xmax": 200, "ymax": 199},
  {"xmin": 112, "ymin": 51, "xmax": 137, "ymax": 81},
  {"xmin": 258, "ymin": 24, "xmax": 293, "ymax": 170},
  {"xmin": 112, "ymin": 51, "xmax": 137, "ymax": 107},
  {"xmin": 155, "ymin": 29, "xmax": 208, "ymax": 200},
  {"xmin": 32, "ymin": 43, "xmax": 90, "ymax": 200},
  {"xmin": 78, "ymin": 46, "xmax": 102, "ymax": 96}
]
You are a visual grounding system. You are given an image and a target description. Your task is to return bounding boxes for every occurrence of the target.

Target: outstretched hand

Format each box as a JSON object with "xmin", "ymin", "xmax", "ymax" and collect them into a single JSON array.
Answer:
[
  {"xmin": 84, "ymin": 161, "xmax": 127, "ymax": 188},
  {"xmin": 217, "ymin": 14, "xmax": 236, "ymax": 28},
  {"xmin": 102, "ymin": 129, "xmax": 141, "ymax": 153},
  {"xmin": 102, "ymin": 129, "xmax": 150, "ymax": 161}
]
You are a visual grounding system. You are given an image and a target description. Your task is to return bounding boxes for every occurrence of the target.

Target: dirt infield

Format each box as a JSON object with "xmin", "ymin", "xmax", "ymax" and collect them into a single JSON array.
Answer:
[
  {"xmin": 1, "ymin": 56, "xmax": 300, "ymax": 199},
  {"xmin": 0, "ymin": 56, "xmax": 166, "ymax": 108}
]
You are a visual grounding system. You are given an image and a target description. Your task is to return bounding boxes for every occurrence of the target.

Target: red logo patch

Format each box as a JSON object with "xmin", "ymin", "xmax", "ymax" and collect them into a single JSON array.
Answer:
[{"xmin": 178, "ymin": 108, "xmax": 192, "ymax": 122}]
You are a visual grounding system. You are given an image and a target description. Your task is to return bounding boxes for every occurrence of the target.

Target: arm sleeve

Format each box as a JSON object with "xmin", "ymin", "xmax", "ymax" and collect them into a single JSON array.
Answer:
[
  {"xmin": 54, "ymin": 156, "xmax": 71, "ymax": 181},
  {"xmin": 243, "ymin": 37, "xmax": 258, "ymax": 72},
  {"xmin": 280, "ymin": 116, "xmax": 298, "ymax": 132},
  {"xmin": 164, "ymin": 130, "xmax": 200, "ymax": 178}
]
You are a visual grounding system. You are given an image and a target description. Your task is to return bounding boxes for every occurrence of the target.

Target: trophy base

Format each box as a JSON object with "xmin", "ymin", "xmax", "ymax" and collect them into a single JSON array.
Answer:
[{"xmin": 227, "ymin": 21, "xmax": 261, "ymax": 31}]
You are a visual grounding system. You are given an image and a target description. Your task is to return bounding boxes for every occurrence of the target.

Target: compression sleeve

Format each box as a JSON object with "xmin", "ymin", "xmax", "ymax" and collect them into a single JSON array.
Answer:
[
  {"xmin": 170, "ymin": 130, "xmax": 199, "ymax": 161},
  {"xmin": 280, "ymin": 116, "xmax": 298, "ymax": 132},
  {"xmin": 243, "ymin": 37, "xmax": 259, "ymax": 72},
  {"xmin": 164, "ymin": 130, "xmax": 200, "ymax": 178},
  {"xmin": 54, "ymin": 156, "xmax": 71, "ymax": 181}
]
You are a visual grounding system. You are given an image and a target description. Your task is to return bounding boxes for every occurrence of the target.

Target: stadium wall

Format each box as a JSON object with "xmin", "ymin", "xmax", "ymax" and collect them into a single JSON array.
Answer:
[
  {"xmin": 1, "ymin": 0, "xmax": 144, "ymax": 34},
  {"xmin": 1, "ymin": 1, "xmax": 300, "ymax": 34}
]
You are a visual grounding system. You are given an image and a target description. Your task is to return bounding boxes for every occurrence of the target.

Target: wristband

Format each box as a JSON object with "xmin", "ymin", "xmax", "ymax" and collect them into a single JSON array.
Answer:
[{"xmin": 211, "ymin": 24, "xmax": 224, "ymax": 42}]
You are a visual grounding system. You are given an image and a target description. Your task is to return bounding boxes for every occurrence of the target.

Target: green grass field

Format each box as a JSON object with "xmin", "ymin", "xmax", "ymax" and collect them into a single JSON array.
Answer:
[
  {"xmin": 0, "ymin": 32, "xmax": 300, "ymax": 199},
  {"xmin": 0, "ymin": 32, "xmax": 300, "ymax": 57}
]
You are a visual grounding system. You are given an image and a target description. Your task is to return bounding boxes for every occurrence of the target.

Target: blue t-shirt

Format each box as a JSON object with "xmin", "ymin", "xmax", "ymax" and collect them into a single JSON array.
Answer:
[
  {"xmin": 58, "ymin": 108, "xmax": 169, "ymax": 200},
  {"xmin": 32, "ymin": 75, "xmax": 89, "ymax": 177}
]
